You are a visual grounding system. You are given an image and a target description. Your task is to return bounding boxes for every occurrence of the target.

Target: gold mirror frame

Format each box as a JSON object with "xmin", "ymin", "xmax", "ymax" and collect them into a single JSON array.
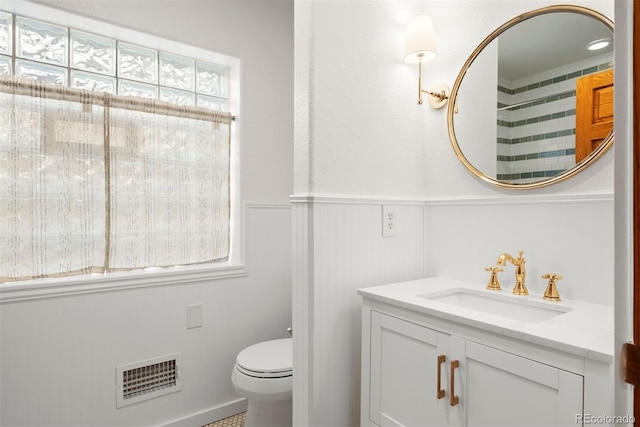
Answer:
[{"xmin": 446, "ymin": 5, "xmax": 614, "ymax": 189}]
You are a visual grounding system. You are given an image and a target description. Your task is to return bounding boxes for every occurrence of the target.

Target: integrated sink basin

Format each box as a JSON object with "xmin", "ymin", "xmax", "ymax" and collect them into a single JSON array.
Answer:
[{"xmin": 418, "ymin": 288, "xmax": 573, "ymax": 323}]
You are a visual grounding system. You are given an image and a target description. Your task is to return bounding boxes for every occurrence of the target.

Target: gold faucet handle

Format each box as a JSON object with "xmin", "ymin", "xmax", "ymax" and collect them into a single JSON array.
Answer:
[
  {"xmin": 542, "ymin": 273, "xmax": 563, "ymax": 301},
  {"xmin": 485, "ymin": 266, "xmax": 503, "ymax": 291}
]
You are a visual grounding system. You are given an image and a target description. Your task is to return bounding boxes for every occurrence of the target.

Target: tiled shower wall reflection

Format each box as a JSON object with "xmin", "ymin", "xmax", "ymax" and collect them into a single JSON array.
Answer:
[
  {"xmin": 496, "ymin": 53, "xmax": 612, "ymax": 183},
  {"xmin": 0, "ymin": 10, "xmax": 228, "ymax": 111}
]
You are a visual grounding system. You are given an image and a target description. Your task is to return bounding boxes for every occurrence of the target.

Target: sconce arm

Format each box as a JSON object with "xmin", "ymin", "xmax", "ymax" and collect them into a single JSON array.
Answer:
[
  {"xmin": 415, "ymin": 60, "xmax": 450, "ymax": 108},
  {"xmin": 422, "ymin": 88, "xmax": 449, "ymax": 102}
]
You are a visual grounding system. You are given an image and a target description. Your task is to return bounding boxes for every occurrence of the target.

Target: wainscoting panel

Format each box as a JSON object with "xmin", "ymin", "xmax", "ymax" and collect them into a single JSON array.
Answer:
[
  {"xmin": 292, "ymin": 192, "xmax": 615, "ymax": 426},
  {"xmin": 424, "ymin": 192, "xmax": 614, "ymax": 305},
  {"xmin": 291, "ymin": 196, "xmax": 425, "ymax": 427}
]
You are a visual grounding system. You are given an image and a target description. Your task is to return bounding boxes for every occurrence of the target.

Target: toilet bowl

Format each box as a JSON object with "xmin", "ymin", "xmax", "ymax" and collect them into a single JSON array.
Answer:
[{"xmin": 231, "ymin": 338, "xmax": 292, "ymax": 427}]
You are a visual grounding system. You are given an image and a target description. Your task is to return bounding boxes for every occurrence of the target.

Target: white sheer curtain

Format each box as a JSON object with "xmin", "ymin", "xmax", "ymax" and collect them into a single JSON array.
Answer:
[
  {"xmin": 0, "ymin": 77, "xmax": 231, "ymax": 282},
  {"xmin": 107, "ymin": 99, "xmax": 230, "ymax": 270}
]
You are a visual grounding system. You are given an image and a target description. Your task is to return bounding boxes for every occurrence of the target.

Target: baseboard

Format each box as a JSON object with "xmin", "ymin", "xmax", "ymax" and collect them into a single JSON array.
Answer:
[{"xmin": 159, "ymin": 398, "xmax": 248, "ymax": 427}]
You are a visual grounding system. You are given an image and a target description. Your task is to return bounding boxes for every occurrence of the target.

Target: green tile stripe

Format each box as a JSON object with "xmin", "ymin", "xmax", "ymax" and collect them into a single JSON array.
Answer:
[
  {"xmin": 491, "ymin": 60, "xmax": 611, "ymax": 184},
  {"xmin": 497, "ymin": 147, "xmax": 575, "ymax": 162},
  {"xmin": 497, "ymin": 109, "xmax": 576, "ymax": 128},
  {"xmin": 497, "ymin": 90, "xmax": 575, "ymax": 112},
  {"xmin": 497, "ymin": 128, "xmax": 575, "ymax": 145},
  {"xmin": 497, "ymin": 61, "xmax": 612, "ymax": 96},
  {"xmin": 497, "ymin": 169, "xmax": 566, "ymax": 181}
]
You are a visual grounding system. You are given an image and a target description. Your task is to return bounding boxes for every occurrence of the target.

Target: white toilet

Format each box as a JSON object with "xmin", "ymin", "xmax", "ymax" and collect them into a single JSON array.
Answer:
[{"xmin": 231, "ymin": 338, "xmax": 292, "ymax": 427}]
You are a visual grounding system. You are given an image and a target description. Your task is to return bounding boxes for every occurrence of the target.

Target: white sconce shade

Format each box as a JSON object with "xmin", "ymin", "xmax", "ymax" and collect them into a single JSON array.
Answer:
[
  {"xmin": 404, "ymin": 15, "xmax": 437, "ymax": 63},
  {"xmin": 403, "ymin": 14, "xmax": 448, "ymax": 107}
]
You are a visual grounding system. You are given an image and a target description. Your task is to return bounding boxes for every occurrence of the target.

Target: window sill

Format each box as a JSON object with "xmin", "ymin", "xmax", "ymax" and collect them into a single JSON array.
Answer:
[{"xmin": 0, "ymin": 263, "xmax": 247, "ymax": 303}]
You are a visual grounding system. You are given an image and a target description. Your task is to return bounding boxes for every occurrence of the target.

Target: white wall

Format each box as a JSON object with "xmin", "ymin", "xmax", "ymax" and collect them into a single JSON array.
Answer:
[
  {"xmin": 425, "ymin": 193, "xmax": 614, "ymax": 305},
  {"xmin": 294, "ymin": 0, "xmax": 429, "ymax": 198},
  {"xmin": 293, "ymin": 3, "xmax": 432, "ymax": 424},
  {"xmin": 293, "ymin": 0, "xmax": 616, "ymax": 425},
  {"xmin": 0, "ymin": 1, "xmax": 294, "ymax": 426}
]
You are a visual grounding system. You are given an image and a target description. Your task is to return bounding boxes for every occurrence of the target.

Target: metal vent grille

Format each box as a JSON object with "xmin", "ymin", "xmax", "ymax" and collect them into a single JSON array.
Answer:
[
  {"xmin": 116, "ymin": 353, "xmax": 182, "ymax": 408},
  {"xmin": 123, "ymin": 360, "xmax": 176, "ymax": 399}
]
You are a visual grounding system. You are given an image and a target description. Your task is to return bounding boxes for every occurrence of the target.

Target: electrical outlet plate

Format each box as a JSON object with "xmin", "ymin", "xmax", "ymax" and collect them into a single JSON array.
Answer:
[
  {"xmin": 187, "ymin": 303, "xmax": 203, "ymax": 329},
  {"xmin": 382, "ymin": 205, "xmax": 396, "ymax": 237}
]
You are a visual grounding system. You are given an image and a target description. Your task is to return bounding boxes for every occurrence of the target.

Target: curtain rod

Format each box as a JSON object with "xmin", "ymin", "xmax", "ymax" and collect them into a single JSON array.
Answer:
[{"xmin": 0, "ymin": 76, "xmax": 235, "ymax": 124}]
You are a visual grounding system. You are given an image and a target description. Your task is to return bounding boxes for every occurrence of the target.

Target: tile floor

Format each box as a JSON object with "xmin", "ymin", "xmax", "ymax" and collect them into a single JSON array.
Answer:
[{"xmin": 203, "ymin": 412, "xmax": 245, "ymax": 427}]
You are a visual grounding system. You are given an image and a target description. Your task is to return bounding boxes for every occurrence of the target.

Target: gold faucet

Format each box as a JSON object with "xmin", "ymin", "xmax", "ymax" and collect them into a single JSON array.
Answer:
[
  {"xmin": 496, "ymin": 251, "xmax": 528, "ymax": 295},
  {"xmin": 542, "ymin": 273, "xmax": 563, "ymax": 301},
  {"xmin": 484, "ymin": 266, "xmax": 503, "ymax": 291}
]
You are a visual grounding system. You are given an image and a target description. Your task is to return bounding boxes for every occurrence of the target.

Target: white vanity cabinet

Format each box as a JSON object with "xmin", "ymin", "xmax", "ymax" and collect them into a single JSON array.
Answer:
[
  {"xmin": 368, "ymin": 311, "xmax": 582, "ymax": 427},
  {"xmin": 359, "ymin": 278, "xmax": 614, "ymax": 427},
  {"xmin": 369, "ymin": 312, "xmax": 449, "ymax": 426}
]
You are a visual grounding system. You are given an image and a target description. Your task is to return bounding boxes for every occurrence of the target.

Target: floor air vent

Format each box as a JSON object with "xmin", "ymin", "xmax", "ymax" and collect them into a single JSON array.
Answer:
[{"xmin": 116, "ymin": 353, "xmax": 182, "ymax": 408}]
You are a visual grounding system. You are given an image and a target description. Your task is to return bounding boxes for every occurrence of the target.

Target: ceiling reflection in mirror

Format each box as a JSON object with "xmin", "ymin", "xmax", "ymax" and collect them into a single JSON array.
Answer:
[{"xmin": 447, "ymin": 6, "xmax": 614, "ymax": 189}]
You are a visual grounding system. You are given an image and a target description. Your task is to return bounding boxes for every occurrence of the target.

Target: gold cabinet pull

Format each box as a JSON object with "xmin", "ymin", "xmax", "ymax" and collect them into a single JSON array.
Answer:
[
  {"xmin": 450, "ymin": 359, "xmax": 460, "ymax": 406},
  {"xmin": 437, "ymin": 355, "xmax": 446, "ymax": 399}
]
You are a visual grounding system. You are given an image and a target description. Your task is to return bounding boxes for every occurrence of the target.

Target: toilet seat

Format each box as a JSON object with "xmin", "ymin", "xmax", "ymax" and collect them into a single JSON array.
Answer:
[
  {"xmin": 231, "ymin": 337, "xmax": 293, "ymax": 426},
  {"xmin": 236, "ymin": 338, "xmax": 292, "ymax": 379}
]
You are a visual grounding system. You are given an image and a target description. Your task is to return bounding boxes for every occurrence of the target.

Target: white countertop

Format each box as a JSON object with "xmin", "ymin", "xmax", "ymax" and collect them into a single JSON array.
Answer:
[{"xmin": 358, "ymin": 276, "xmax": 614, "ymax": 364}]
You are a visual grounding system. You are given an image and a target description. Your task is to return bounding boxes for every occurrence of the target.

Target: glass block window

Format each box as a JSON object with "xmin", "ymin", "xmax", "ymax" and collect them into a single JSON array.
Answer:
[
  {"xmin": 160, "ymin": 87, "xmax": 195, "ymax": 106},
  {"xmin": 197, "ymin": 94, "xmax": 228, "ymax": 111},
  {"xmin": 118, "ymin": 42, "xmax": 157, "ymax": 83},
  {"xmin": 16, "ymin": 58, "xmax": 67, "ymax": 85},
  {"xmin": 196, "ymin": 61, "xmax": 227, "ymax": 97},
  {"xmin": 0, "ymin": 55, "xmax": 10, "ymax": 75},
  {"xmin": 70, "ymin": 29, "xmax": 116, "ymax": 75},
  {"xmin": 0, "ymin": 11, "xmax": 11, "ymax": 55},
  {"xmin": 16, "ymin": 16, "xmax": 68, "ymax": 66},
  {"xmin": 70, "ymin": 70, "xmax": 116, "ymax": 93},
  {"xmin": 160, "ymin": 52, "xmax": 194, "ymax": 90},
  {"xmin": 118, "ymin": 79, "xmax": 158, "ymax": 98},
  {"xmin": 0, "ymin": 11, "xmax": 230, "ymax": 112}
]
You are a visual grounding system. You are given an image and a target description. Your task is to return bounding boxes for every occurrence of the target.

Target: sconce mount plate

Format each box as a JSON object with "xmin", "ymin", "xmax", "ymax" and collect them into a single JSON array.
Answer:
[{"xmin": 427, "ymin": 83, "xmax": 451, "ymax": 109}]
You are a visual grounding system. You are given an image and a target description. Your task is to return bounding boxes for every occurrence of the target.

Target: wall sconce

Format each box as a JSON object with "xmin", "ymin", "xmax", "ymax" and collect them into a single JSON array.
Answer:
[{"xmin": 404, "ymin": 15, "xmax": 449, "ymax": 108}]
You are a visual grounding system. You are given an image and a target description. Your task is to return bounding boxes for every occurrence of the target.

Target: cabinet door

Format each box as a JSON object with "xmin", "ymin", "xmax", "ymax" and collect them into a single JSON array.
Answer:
[
  {"xmin": 461, "ymin": 340, "xmax": 583, "ymax": 427},
  {"xmin": 370, "ymin": 312, "xmax": 448, "ymax": 427}
]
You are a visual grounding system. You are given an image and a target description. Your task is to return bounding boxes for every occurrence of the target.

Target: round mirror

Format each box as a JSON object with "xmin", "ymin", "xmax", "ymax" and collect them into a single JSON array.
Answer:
[{"xmin": 447, "ymin": 5, "xmax": 614, "ymax": 189}]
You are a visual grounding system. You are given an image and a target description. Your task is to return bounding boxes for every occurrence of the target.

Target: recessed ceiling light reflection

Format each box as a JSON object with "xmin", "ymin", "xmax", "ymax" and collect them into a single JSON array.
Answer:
[{"xmin": 586, "ymin": 38, "xmax": 611, "ymax": 51}]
